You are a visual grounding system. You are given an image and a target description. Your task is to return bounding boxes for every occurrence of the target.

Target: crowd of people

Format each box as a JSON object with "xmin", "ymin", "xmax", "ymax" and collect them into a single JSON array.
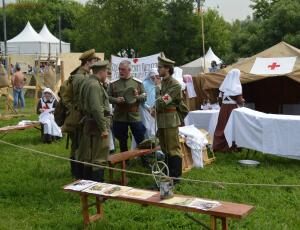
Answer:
[{"xmin": 56, "ymin": 49, "xmax": 187, "ymax": 185}]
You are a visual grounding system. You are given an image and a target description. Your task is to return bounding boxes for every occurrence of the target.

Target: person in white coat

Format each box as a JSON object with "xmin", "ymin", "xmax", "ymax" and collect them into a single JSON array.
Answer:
[{"xmin": 37, "ymin": 88, "xmax": 62, "ymax": 143}]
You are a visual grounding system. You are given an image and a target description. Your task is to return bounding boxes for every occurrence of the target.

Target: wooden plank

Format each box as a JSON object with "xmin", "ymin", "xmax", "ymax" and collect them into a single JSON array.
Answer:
[
  {"xmin": 210, "ymin": 216, "xmax": 217, "ymax": 230},
  {"xmin": 0, "ymin": 123, "xmax": 40, "ymax": 133},
  {"xmin": 108, "ymin": 148, "xmax": 159, "ymax": 164},
  {"xmin": 64, "ymin": 188, "xmax": 254, "ymax": 220}
]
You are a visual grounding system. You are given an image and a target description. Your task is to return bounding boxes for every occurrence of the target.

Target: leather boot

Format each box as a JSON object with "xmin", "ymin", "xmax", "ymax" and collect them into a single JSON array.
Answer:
[
  {"xmin": 91, "ymin": 169, "xmax": 105, "ymax": 182},
  {"xmin": 169, "ymin": 156, "xmax": 182, "ymax": 184},
  {"xmin": 83, "ymin": 166, "xmax": 93, "ymax": 180}
]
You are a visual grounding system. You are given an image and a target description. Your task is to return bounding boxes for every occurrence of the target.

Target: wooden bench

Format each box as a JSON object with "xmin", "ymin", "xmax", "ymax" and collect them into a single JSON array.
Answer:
[
  {"xmin": 63, "ymin": 181, "xmax": 254, "ymax": 230},
  {"xmin": 107, "ymin": 147, "xmax": 159, "ymax": 185},
  {"xmin": 0, "ymin": 122, "xmax": 41, "ymax": 139}
]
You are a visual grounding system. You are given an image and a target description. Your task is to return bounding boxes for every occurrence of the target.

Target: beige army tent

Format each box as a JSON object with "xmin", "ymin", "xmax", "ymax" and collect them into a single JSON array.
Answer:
[{"xmin": 194, "ymin": 42, "xmax": 300, "ymax": 114}]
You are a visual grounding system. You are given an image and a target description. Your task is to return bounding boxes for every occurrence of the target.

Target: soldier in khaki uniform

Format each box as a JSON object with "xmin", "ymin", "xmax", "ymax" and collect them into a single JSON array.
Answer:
[
  {"xmin": 155, "ymin": 55, "xmax": 183, "ymax": 182},
  {"xmin": 108, "ymin": 60, "xmax": 147, "ymax": 152},
  {"xmin": 77, "ymin": 60, "xmax": 110, "ymax": 182},
  {"xmin": 60, "ymin": 49, "xmax": 99, "ymax": 178}
]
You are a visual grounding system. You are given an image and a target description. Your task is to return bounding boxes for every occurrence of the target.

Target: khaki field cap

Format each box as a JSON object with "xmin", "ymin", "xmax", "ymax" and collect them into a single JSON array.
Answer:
[
  {"xmin": 90, "ymin": 60, "xmax": 109, "ymax": 70},
  {"xmin": 158, "ymin": 53, "xmax": 175, "ymax": 67},
  {"xmin": 79, "ymin": 49, "xmax": 99, "ymax": 61},
  {"xmin": 123, "ymin": 86, "xmax": 137, "ymax": 104}
]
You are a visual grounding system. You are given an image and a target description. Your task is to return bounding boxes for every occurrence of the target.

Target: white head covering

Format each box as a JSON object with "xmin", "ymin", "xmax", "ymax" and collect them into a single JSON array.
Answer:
[
  {"xmin": 42, "ymin": 88, "xmax": 58, "ymax": 101},
  {"xmin": 219, "ymin": 69, "xmax": 242, "ymax": 96},
  {"xmin": 145, "ymin": 67, "xmax": 159, "ymax": 80}
]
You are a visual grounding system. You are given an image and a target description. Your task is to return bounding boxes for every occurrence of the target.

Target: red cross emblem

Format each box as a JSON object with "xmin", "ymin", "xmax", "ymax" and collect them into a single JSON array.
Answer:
[
  {"xmin": 133, "ymin": 58, "xmax": 139, "ymax": 64},
  {"xmin": 268, "ymin": 62, "xmax": 280, "ymax": 70},
  {"xmin": 162, "ymin": 95, "xmax": 170, "ymax": 101}
]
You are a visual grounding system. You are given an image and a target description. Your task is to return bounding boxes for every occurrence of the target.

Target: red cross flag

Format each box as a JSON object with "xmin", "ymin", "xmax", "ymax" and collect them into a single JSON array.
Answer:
[
  {"xmin": 162, "ymin": 94, "xmax": 172, "ymax": 104},
  {"xmin": 250, "ymin": 57, "xmax": 297, "ymax": 75}
]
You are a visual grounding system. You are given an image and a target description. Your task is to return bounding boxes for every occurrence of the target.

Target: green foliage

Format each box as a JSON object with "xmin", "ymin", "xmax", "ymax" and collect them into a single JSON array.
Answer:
[{"xmin": 1, "ymin": 0, "xmax": 300, "ymax": 66}]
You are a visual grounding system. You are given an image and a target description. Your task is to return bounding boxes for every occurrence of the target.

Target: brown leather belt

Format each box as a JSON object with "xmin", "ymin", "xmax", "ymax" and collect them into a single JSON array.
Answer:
[
  {"xmin": 118, "ymin": 106, "xmax": 139, "ymax": 113},
  {"xmin": 158, "ymin": 107, "xmax": 177, "ymax": 114}
]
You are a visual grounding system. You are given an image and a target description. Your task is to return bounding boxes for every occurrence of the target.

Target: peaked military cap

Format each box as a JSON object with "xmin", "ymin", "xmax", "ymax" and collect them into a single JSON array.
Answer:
[
  {"xmin": 79, "ymin": 49, "xmax": 100, "ymax": 61},
  {"xmin": 90, "ymin": 60, "xmax": 109, "ymax": 70},
  {"xmin": 158, "ymin": 53, "xmax": 175, "ymax": 67}
]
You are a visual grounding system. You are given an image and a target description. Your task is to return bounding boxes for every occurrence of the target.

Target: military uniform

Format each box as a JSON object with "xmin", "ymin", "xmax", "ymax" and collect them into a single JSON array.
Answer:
[
  {"xmin": 156, "ymin": 55, "xmax": 183, "ymax": 181},
  {"xmin": 60, "ymin": 49, "xmax": 99, "ymax": 179},
  {"xmin": 108, "ymin": 76, "xmax": 147, "ymax": 152},
  {"xmin": 77, "ymin": 60, "xmax": 110, "ymax": 182}
]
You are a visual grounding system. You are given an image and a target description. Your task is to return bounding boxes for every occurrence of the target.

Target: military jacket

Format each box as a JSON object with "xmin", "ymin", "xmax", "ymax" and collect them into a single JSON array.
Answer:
[
  {"xmin": 108, "ymin": 76, "xmax": 146, "ymax": 122},
  {"xmin": 156, "ymin": 75, "xmax": 182, "ymax": 128}
]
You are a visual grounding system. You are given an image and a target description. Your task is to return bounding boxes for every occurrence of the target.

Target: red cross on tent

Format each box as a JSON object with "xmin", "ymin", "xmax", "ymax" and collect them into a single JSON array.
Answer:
[
  {"xmin": 268, "ymin": 62, "xmax": 281, "ymax": 70},
  {"xmin": 250, "ymin": 57, "xmax": 297, "ymax": 75}
]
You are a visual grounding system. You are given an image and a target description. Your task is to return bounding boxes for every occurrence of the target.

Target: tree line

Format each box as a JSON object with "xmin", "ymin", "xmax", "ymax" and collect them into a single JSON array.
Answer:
[{"xmin": 0, "ymin": 0, "xmax": 299, "ymax": 65}]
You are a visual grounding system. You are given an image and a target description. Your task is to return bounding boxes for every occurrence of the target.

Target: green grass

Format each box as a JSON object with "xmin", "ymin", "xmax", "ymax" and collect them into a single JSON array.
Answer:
[{"xmin": 0, "ymin": 98, "xmax": 300, "ymax": 229}]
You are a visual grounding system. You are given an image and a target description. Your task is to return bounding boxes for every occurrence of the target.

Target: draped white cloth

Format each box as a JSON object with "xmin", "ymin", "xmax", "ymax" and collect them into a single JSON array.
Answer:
[
  {"xmin": 224, "ymin": 107, "xmax": 300, "ymax": 160},
  {"xmin": 179, "ymin": 125, "xmax": 208, "ymax": 168}
]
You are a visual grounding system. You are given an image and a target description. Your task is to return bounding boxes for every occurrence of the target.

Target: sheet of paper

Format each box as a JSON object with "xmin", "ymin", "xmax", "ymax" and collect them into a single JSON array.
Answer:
[
  {"xmin": 83, "ymin": 183, "xmax": 132, "ymax": 197},
  {"xmin": 160, "ymin": 197, "xmax": 194, "ymax": 206},
  {"xmin": 188, "ymin": 198, "xmax": 221, "ymax": 210},
  {"xmin": 122, "ymin": 189, "xmax": 157, "ymax": 200},
  {"xmin": 64, "ymin": 180, "xmax": 98, "ymax": 191}
]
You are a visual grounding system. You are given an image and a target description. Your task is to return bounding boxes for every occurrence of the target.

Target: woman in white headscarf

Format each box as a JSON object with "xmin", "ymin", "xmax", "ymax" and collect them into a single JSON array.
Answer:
[
  {"xmin": 213, "ymin": 69, "xmax": 244, "ymax": 152},
  {"xmin": 37, "ymin": 88, "xmax": 62, "ymax": 143},
  {"xmin": 141, "ymin": 67, "xmax": 160, "ymax": 138}
]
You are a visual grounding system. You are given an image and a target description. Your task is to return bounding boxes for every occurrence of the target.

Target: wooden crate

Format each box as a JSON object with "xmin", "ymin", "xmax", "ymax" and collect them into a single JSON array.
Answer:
[{"xmin": 179, "ymin": 137, "xmax": 215, "ymax": 173}]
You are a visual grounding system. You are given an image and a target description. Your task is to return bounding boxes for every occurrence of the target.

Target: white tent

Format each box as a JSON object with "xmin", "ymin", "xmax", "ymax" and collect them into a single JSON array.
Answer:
[
  {"xmin": 4, "ymin": 22, "xmax": 49, "ymax": 55},
  {"xmin": 181, "ymin": 47, "xmax": 222, "ymax": 75},
  {"xmin": 39, "ymin": 24, "xmax": 70, "ymax": 54}
]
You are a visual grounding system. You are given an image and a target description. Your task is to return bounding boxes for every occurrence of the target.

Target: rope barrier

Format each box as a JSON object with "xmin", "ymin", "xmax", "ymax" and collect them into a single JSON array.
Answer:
[{"xmin": 1, "ymin": 139, "xmax": 300, "ymax": 188}]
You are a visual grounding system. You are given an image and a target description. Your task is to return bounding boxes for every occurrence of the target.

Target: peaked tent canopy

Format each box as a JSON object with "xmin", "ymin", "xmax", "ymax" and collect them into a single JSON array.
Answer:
[
  {"xmin": 198, "ymin": 42, "xmax": 300, "ymax": 114},
  {"xmin": 181, "ymin": 47, "xmax": 222, "ymax": 75},
  {"xmin": 39, "ymin": 24, "xmax": 70, "ymax": 54},
  {"xmin": 4, "ymin": 22, "xmax": 49, "ymax": 55}
]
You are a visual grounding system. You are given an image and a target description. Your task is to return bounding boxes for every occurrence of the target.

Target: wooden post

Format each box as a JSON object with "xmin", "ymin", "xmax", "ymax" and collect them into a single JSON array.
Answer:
[
  {"xmin": 60, "ymin": 60, "xmax": 65, "ymax": 83},
  {"xmin": 210, "ymin": 216, "xmax": 217, "ymax": 230},
  {"xmin": 35, "ymin": 58, "xmax": 40, "ymax": 109},
  {"xmin": 81, "ymin": 194, "xmax": 90, "ymax": 227},
  {"xmin": 221, "ymin": 217, "xmax": 228, "ymax": 230}
]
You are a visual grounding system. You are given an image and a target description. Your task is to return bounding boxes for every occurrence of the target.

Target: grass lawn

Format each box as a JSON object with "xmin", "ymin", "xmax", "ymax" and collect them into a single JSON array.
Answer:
[{"xmin": 0, "ymin": 97, "xmax": 300, "ymax": 229}]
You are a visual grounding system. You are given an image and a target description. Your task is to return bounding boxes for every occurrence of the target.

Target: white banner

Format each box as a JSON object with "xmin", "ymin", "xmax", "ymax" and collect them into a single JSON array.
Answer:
[
  {"xmin": 250, "ymin": 57, "xmax": 297, "ymax": 75},
  {"xmin": 111, "ymin": 53, "xmax": 160, "ymax": 80}
]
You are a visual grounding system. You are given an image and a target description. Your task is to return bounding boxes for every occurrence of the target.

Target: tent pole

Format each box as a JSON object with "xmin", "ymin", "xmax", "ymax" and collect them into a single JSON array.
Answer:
[{"xmin": 2, "ymin": 0, "xmax": 8, "ymax": 72}]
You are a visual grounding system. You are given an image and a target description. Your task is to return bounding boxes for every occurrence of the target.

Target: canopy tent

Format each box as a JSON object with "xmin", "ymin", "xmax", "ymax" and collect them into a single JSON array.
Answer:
[
  {"xmin": 1, "ymin": 22, "xmax": 70, "ymax": 55},
  {"xmin": 181, "ymin": 47, "xmax": 222, "ymax": 75},
  {"xmin": 196, "ymin": 42, "xmax": 300, "ymax": 114},
  {"xmin": 39, "ymin": 24, "xmax": 70, "ymax": 54},
  {"xmin": 3, "ymin": 22, "xmax": 49, "ymax": 55}
]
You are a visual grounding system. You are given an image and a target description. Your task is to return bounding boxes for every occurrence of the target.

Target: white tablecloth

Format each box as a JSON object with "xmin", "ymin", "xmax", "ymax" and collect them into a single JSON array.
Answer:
[
  {"xmin": 184, "ymin": 110, "xmax": 219, "ymax": 135},
  {"xmin": 225, "ymin": 107, "xmax": 300, "ymax": 159}
]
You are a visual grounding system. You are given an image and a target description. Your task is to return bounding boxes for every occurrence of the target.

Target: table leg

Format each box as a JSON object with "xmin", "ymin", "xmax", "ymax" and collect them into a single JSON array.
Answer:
[
  {"xmin": 210, "ymin": 216, "xmax": 217, "ymax": 230},
  {"xmin": 121, "ymin": 161, "xmax": 126, "ymax": 185},
  {"xmin": 80, "ymin": 194, "xmax": 90, "ymax": 227},
  {"xmin": 221, "ymin": 217, "xmax": 228, "ymax": 230}
]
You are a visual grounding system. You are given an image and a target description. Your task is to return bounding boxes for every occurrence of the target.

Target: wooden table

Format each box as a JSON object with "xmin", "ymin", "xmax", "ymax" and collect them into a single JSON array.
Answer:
[
  {"xmin": 107, "ymin": 147, "xmax": 159, "ymax": 185},
  {"xmin": 64, "ymin": 181, "xmax": 254, "ymax": 230}
]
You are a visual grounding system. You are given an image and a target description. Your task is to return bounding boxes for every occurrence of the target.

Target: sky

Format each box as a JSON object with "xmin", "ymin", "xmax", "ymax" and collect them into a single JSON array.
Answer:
[{"xmin": 3, "ymin": 0, "xmax": 253, "ymax": 22}]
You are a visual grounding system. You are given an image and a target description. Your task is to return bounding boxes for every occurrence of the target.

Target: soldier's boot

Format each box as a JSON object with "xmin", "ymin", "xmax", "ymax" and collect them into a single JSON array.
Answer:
[
  {"xmin": 70, "ymin": 156, "xmax": 77, "ymax": 178},
  {"xmin": 169, "ymin": 156, "xmax": 182, "ymax": 185},
  {"xmin": 83, "ymin": 166, "xmax": 93, "ymax": 180},
  {"xmin": 91, "ymin": 169, "xmax": 105, "ymax": 182}
]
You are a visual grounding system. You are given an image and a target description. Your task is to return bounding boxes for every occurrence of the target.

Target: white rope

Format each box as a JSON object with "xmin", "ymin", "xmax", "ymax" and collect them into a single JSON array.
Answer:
[{"xmin": 1, "ymin": 139, "xmax": 300, "ymax": 188}]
